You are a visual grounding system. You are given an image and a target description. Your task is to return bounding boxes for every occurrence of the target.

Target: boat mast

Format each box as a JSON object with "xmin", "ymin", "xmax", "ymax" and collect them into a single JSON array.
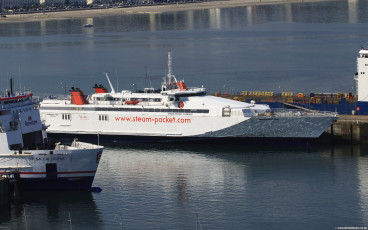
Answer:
[
  {"xmin": 167, "ymin": 52, "xmax": 177, "ymax": 84},
  {"xmin": 104, "ymin": 72, "xmax": 116, "ymax": 94}
]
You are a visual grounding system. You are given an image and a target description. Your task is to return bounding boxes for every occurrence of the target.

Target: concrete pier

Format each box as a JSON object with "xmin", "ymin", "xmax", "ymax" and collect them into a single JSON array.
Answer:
[{"xmin": 322, "ymin": 115, "xmax": 368, "ymax": 143}]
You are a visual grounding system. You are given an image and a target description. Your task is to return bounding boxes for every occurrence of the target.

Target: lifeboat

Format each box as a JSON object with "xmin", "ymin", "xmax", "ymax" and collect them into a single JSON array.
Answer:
[{"xmin": 125, "ymin": 100, "xmax": 139, "ymax": 105}]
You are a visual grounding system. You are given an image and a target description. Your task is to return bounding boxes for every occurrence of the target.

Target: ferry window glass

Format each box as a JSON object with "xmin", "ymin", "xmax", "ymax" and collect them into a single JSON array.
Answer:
[
  {"xmin": 99, "ymin": 115, "xmax": 108, "ymax": 121},
  {"xmin": 62, "ymin": 113, "xmax": 71, "ymax": 120}
]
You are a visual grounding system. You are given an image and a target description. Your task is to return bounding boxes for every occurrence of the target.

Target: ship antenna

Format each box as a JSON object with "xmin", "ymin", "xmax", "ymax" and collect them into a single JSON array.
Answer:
[
  {"xmin": 167, "ymin": 52, "xmax": 177, "ymax": 84},
  {"xmin": 145, "ymin": 66, "xmax": 152, "ymax": 89},
  {"xmin": 61, "ymin": 82, "xmax": 68, "ymax": 98},
  {"xmin": 104, "ymin": 72, "xmax": 116, "ymax": 94},
  {"xmin": 19, "ymin": 64, "xmax": 22, "ymax": 93}
]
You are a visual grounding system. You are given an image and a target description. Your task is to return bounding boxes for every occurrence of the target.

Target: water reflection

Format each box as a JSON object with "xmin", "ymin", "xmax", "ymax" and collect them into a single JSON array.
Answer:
[
  {"xmin": 0, "ymin": 0, "xmax": 367, "ymax": 97},
  {"xmin": 1, "ymin": 0, "xmax": 367, "ymax": 38},
  {"xmin": 1, "ymin": 143, "xmax": 368, "ymax": 229},
  {"xmin": 0, "ymin": 191, "xmax": 103, "ymax": 229},
  {"xmin": 348, "ymin": 0, "xmax": 359, "ymax": 23},
  {"xmin": 93, "ymin": 143, "xmax": 368, "ymax": 229}
]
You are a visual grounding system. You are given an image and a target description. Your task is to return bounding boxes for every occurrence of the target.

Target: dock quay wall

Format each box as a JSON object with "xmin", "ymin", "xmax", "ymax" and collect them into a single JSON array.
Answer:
[{"xmin": 322, "ymin": 115, "xmax": 368, "ymax": 143}]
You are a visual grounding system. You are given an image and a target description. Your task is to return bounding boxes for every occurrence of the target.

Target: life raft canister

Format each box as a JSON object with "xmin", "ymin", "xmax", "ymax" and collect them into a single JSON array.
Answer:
[{"xmin": 178, "ymin": 101, "xmax": 184, "ymax": 109}]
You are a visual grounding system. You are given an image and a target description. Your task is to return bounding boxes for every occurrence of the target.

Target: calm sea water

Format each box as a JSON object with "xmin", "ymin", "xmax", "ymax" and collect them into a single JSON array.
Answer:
[
  {"xmin": 1, "ymin": 0, "xmax": 368, "ymax": 229},
  {"xmin": 0, "ymin": 0, "xmax": 367, "ymax": 95},
  {"xmin": 1, "ymin": 143, "xmax": 368, "ymax": 229}
]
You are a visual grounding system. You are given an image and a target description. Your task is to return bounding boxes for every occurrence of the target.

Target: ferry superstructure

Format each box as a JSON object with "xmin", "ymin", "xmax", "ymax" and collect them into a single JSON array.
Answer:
[
  {"xmin": 0, "ymin": 80, "xmax": 103, "ymax": 190},
  {"xmin": 40, "ymin": 52, "xmax": 338, "ymax": 141}
]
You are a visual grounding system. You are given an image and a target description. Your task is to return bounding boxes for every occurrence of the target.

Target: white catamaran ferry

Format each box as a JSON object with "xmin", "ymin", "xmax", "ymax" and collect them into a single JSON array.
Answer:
[
  {"xmin": 0, "ymin": 80, "xmax": 103, "ymax": 190},
  {"xmin": 40, "ymin": 52, "xmax": 338, "ymax": 142}
]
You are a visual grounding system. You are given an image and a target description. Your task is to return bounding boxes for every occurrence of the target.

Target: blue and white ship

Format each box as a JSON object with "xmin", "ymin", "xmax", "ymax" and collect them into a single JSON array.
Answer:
[{"xmin": 0, "ymin": 81, "xmax": 104, "ymax": 190}]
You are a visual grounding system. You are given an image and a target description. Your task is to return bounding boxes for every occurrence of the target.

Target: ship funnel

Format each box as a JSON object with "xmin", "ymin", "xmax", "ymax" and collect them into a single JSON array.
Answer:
[
  {"xmin": 70, "ymin": 87, "xmax": 89, "ymax": 105},
  {"xmin": 93, "ymin": 84, "xmax": 108, "ymax": 94}
]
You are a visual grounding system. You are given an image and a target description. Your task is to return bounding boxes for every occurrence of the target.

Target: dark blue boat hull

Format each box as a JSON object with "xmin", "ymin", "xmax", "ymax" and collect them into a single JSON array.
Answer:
[{"xmin": 10, "ymin": 176, "xmax": 95, "ymax": 191}]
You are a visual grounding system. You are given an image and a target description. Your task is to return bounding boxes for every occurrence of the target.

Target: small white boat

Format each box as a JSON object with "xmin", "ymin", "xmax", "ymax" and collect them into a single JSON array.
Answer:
[
  {"xmin": 0, "ymin": 80, "xmax": 103, "ymax": 190},
  {"xmin": 84, "ymin": 24, "xmax": 94, "ymax": 28}
]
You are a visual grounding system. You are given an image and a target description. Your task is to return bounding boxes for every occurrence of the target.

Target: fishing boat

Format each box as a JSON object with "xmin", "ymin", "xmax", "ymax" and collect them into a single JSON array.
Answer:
[
  {"xmin": 0, "ymin": 80, "xmax": 104, "ymax": 190},
  {"xmin": 39, "ymin": 52, "xmax": 338, "ymax": 142}
]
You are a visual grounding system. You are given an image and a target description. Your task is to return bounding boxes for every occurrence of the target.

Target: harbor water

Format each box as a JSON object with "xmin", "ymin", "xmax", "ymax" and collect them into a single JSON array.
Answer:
[
  {"xmin": 2, "ymin": 143, "xmax": 368, "ymax": 229},
  {"xmin": 1, "ymin": 0, "xmax": 368, "ymax": 229}
]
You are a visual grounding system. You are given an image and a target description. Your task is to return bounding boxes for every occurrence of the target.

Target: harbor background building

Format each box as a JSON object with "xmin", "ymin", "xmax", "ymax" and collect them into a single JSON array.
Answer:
[
  {"xmin": 0, "ymin": 0, "xmax": 89, "ymax": 9},
  {"xmin": 1, "ymin": 0, "xmax": 40, "ymax": 9}
]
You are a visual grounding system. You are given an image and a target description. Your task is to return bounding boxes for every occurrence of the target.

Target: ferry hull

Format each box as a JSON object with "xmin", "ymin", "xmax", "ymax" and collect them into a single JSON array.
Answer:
[
  {"xmin": 200, "ymin": 116, "xmax": 337, "ymax": 138},
  {"xmin": 12, "ymin": 176, "xmax": 95, "ymax": 191},
  {"xmin": 44, "ymin": 115, "xmax": 336, "ymax": 142},
  {"xmin": 47, "ymin": 132, "xmax": 319, "ymax": 147}
]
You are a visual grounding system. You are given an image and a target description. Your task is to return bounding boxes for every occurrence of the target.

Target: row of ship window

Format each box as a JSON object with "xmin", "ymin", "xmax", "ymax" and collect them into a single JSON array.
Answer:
[
  {"xmin": 1, "ymin": 97, "xmax": 30, "ymax": 104},
  {"xmin": 12, "ymin": 106, "xmax": 33, "ymax": 114},
  {"xmin": 95, "ymin": 107, "xmax": 209, "ymax": 113},
  {"xmin": 62, "ymin": 114, "xmax": 108, "ymax": 121},
  {"xmin": 61, "ymin": 109, "xmax": 209, "ymax": 121},
  {"xmin": 94, "ymin": 92, "xmax": 207, "ymax": 102},
  {"xmin": 95, "ymin": 97, "xmax": 162, "ymax": 102}
]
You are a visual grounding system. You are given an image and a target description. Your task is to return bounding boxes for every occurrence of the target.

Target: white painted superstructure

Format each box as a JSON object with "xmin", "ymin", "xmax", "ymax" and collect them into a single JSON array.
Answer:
[
  {"xmin": 40, "ymin": 52, "xmax": 338, "ymax": 140},
  {"xmin": 355, "ymin": 48, "xmax": 368, "ymax": 102}
]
